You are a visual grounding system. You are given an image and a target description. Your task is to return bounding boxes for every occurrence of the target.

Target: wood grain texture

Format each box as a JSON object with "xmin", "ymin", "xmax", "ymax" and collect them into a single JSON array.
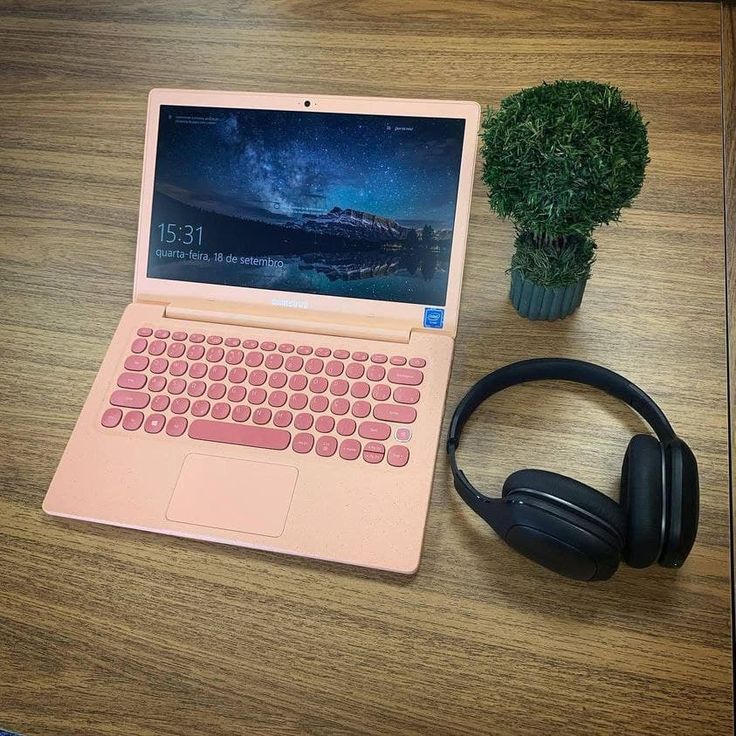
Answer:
[{"xmin": 0, "ymin": 1, "xmax": 731, "ymax": 734}]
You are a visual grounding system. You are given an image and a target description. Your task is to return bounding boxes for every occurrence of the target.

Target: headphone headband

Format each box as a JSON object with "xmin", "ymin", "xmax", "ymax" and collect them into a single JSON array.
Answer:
[{"xmin": 447, "ymin": 358, "xmax": 676, "ymax": 451}]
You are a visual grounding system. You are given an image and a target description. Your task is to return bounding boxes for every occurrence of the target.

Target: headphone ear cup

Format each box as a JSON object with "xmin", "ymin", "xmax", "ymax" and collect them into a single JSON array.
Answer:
[{"xmin": 620, "ymin": 434, "xmax": 664, "ymax": 568}]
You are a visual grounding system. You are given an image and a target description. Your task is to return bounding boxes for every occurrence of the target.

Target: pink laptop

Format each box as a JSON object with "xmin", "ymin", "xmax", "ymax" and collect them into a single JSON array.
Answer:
[{"xmin": 43, "ymin": 89, "xmax": 480, "ymax": 574}]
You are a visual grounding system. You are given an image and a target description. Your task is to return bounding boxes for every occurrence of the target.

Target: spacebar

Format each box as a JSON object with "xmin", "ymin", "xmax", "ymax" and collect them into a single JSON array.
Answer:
[{"xmin": 188, "ymin": 420, "xmax": 291, "ymax": 450}]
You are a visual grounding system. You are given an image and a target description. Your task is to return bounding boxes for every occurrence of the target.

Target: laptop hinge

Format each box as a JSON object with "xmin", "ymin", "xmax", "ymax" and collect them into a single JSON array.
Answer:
[{"xmin": 163, "ymin": 303, "xmax": 413, "ymax": 344}]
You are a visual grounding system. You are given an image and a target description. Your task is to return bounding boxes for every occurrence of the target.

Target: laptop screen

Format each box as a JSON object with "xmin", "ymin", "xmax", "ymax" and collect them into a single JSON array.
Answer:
[{"xmin": 147, "ymin": 104, "xmax": 466, "ymax": 306}]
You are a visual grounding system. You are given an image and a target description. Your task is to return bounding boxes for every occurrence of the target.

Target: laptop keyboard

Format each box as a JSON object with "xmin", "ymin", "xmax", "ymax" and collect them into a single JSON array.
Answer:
[{"xmin": 99, "ymin": 326, "xmax": 427, "ymax": 467}]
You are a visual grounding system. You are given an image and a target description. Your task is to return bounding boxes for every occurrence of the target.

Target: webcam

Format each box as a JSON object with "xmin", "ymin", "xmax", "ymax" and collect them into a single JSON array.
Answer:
[{"xmin": 304, "ymin": 100, "xmax": 311, "ymax": 108}]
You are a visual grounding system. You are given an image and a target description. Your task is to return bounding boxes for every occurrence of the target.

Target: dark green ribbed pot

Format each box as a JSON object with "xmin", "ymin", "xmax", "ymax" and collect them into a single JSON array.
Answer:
[{"xmin": 510, "ymin": 270, "xmax": 587, "ymax": 321}]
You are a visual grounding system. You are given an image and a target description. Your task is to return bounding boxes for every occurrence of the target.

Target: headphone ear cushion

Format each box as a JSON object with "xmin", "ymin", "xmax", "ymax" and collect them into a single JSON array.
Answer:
[
  {"xmin": 503, "ymin": 469, "xmax": 627, "ymax": 543},
  {"xmin": 620, "ymin": 434, "xmax": 663, "ymax": 568}
]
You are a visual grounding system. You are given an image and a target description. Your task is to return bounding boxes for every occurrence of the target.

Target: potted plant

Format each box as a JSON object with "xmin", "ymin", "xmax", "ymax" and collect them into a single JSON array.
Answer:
[{"xmin": 480, "ymin": 80, "xmax": 649, "ymax": 320}]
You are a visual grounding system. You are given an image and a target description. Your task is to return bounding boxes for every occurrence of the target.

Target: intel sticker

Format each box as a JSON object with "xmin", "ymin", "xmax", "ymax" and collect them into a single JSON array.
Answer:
[{"xmin": 423, "ymin": 307, "xmax": 444, "ymax": 329}]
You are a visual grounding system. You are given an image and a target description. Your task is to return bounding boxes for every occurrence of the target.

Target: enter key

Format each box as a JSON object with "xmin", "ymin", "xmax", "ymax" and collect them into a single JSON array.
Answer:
[{"xmin": 373, "ymin": 403, "xmax": 417, "ymax": 424}]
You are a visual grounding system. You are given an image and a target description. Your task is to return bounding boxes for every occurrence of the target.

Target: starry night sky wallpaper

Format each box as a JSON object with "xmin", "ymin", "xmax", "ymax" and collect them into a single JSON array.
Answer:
[{"xmin": 148, "ymin": 104, "xmax": 466, "ymax": 305}]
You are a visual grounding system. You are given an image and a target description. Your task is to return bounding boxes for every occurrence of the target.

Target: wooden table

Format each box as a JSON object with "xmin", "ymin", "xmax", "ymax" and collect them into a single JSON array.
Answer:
[{"xmin": 1, "ymin": 2, "xmax": 732, "ymax": 734}]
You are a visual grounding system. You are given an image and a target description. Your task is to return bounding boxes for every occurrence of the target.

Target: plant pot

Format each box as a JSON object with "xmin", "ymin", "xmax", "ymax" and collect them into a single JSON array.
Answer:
[{"xmin": 509, "ymin": 270, "xmax": 587, "ymax": 321}]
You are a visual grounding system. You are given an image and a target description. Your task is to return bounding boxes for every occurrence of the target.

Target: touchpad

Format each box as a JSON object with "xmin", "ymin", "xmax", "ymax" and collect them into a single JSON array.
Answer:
[{"xmin": 167, "ymin": 454, "xmax": 297, "ymax": 537}]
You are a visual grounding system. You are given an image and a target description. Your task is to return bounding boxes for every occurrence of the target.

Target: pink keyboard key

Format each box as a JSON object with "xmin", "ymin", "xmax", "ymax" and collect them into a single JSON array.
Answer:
[
  {"xmin": 149, "ymin": 340, "xmax": 166, "ymax": 356},
  {"xmin": 212, "ymin": 403, "xmax": 230, "ymax": 420},
  {"xmin": 396, "ymin": 427, "xmax": 412, "ymax": 442},
  {"xmin": 409, "ymin": 357, "xmax": 426, "ymax": 368},
  {"xmin": 295, "ymin": 413, "xmax": 313, "ymax": 430},
  {"xmin": 124, "ymin": 355, "xmax": 149, "ymax": 371},
  {"xmin": 352, "ymin": 351, "xmax": 369, "ymax": 362},
  {"xmin": 170, "ymin": 360, "xmax": 188, "ymax": 376},
  {"xmin": 269, "ymin": 372, "xmax": 287, "ymax": 389},
  {"xmin": 309, "ymin": 377, "xmax": 328, "ymax": 393},
  {"xmin": 393, "ymin": 386, "xmax": 420, "ymax": 404},
  {"xmin": 326, "ymin": 360, "xmax": 343, "ymax": 377},
  {"xmin": 131, "ymin": 338, "xmax": 147, "ymax": 353},
  {"xmin": 229, "ymin": 366, "xmax": 247, "ymax": 383},
  {"xmin": 154, "ymin": 329, "xmax": 170, "ymax": 339},
  {"xmin": 289, "ymin": 374, "xmax": 308, "ymax": 391},
  {"xmin": 339, "ymin": 439, "xmax": 361, "ymax": 460},
  {"xmin": 346, "ymin": 363, "xmax": 364, "ymax": 379},
  {"xmin": 226, "ymin": 349, "xmax": 244, "ymax": 365},
  {"xmin": 387, "ymin": 367, "xmax": 423, "ymax": 385},
  {"xmin": 350, "ymin": 382, "xmax": 370, "ymax": 399},
  {"xmin": 351, "ymin": 401, "xmax": 371, "ymax": 418},
  {"xmin": 316, "ymin": 436, "xmax": 337, "ymax": 457},
  {"xmin": 166, "ymin": 417, "xmax": 188, "ymax": 437},
  {"xmin": 330, "ymin": 379, "xmax": 349, "ymax": 396},
  {"xmin": 337, "ymin": 418, "xmax": 356, "ymax": 436},
  {"xmin": 167, "ymin": 343, "xmax": 185, "ymax": 358},
  {"xmin": 387, "ymin": 445, "xmax": 410, "ymax": 467},
  {"xmin": 122, "ymin": 410, "xmax": 144, "ymax": 431},
  {"xmin": 363, "ymin": 441, "xmax": 385, "ymax": 464},
  {"xmin": 305, "ymin": 358, "xmax": 323, "ymax": 374},
  {"xmin": 148, "ymin": 376, "xmax": 167, "ymax": 392},
  {"xmin": 189, "ymin": 420, "xmax": 291, "ymax": 450},
  {"xmin": 207, "ymin": 335, "xmax": 223, "ymax": 345},
  {"xmin": 268, "ymin": 390, "xmax": 287, "ymax": 407},
  {"xmin": 137, "ymin": 327, "xmax": 153, "ymax": 337},
  {"xmin": 390, "ymin": 356, "xmax": 406, "ymax": 366},
  {"xmin": 292, "ymin": 433, "xmax": 314, "ymax": 453},
  {"xmin": 207, "ymin": 383, "xmax": 226, "ymax": 400},
  {"xmin": 371, "ymin": 354, "xmax": 387, "ymax": 364},
  {"xmin": 366, "ymin": 365, "xmax": 385, "ymax": 381},
  {"xmin": 110, "ymin": 390, "xmax": 149, "ymax": 409},
  {"xmin": 187, "ymin": 381, "xmax": 206, "ymax": 397},
  {"xmin": 171, "ymin": 397, "xmax": 189, "ymax": 414},
  {"xmin": 289, "ymin": 393, "xmax": 308, "ymax": 410},
  {"xmin": 297, "ymin": 345, "xmax": 312, "ymax": 355},
  {"xmin": 117, "ymin": 372, "xmax": 146, "ymax": 389},
  {"xmin": 144, "ymin": 414, "xmax": 166, "ymax": 434},
  {"xmin": 169, "ymin": 378, "xmax": 187, "ymax": 395},
  {"xmin": 101, "ymin": 407, "xmax": 122, "ymax": 428},
  {"xmin": 232, "ymin": 405, "xmax": 251, "ymax": 423},
  {"xmin": 358, "ymin": 422, "xmax": 391, "ymax": 441},
  {"xmin": 225, "ymin": 337, "xmax": 240, "ymax": 347},
  {"xmin": 187, "ymin": 345, "xmax": 205, "ymax": 360},
  {"xmin": 206, "ymin": 347, "xmax": 224, "ymax": 363},
  {"xmin": 248, "ymin": 370, "xmax": 267, "ymax": 386},
  {"xmin": 150, "ymin": 358, "xmax": 168, "ymax": 374},
  {"xmin": 261, "ymin": 341, "xmax": 277, "ymax": 351},
  {"xmin": 315, "ymin": 415, "xmax": 334, "ymax": 433},
  {"xmin": 227, "ymin": 385, "xmax": 246, "ymax": 402},
  {"xmin": 189, "ymin": 362, "xmax": 207, "ymax": 379},
  {"xmin": 253, "ymin": 407, "xmax": 272, "ymax": 425},
  {"xmin": 333, "ymin": 349, "xmax": 350, "ymax": 359},
  {"xmin": 285, "ymin": 356, "xmax": 303, "ymax": 372},
  {"xmin": 246, "ymin": 351, "xmax": 263, "ymax": 367},
  {"xmin": 248, "ymin": 388, "xmax": 267, "ymax": 405},
  {"xmin": 278, "ymin": 343, "xmax": 294, "ymax": 353},
  {"xmin": 190, "ymin": 333, "xmax": 205, "ymax": 343},
  {"xmin": 331, "ymin": 398, "xmax": 350, "ymax": 415},
  {"xmin": 191, "ymin": 400, "xmax": 210, "ymax": 417},
  {"xmin": 315, "ymin": 347, "xmax": 331, "ymax": 357},
  {"xmin": 309, "ymin": 396, "xmax": 328, "ymax": 412},
  {"xmin": 273, "ymin": 410, "xmax": 292, "ymax": 427},
  {"xmin": 151, "ymin": 395, "xmax": 170, "ymax": 412},
  {"xmin": 172, "ymin": 331, "xmax": 188, "ymax": 341},
  {"xmin": 372, "ymin": 384, "xmax": 391, "ymax": 401},
  {"xmin": 265, "ymin": 353, "xmax": 283, "ymax": 369},
  {"xmin": 373, "ymin": 404, "xmax": 417, "ymax": 424},
  {"xmin": 209, "ymin": 365, "xmax": 227, "ymax": 381}
]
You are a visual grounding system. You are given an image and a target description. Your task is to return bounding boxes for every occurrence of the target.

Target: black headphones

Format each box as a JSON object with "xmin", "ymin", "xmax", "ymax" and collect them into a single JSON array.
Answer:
[{"xmin": 447, "ymin": 358, "xmax": 699, "ymax": 581}]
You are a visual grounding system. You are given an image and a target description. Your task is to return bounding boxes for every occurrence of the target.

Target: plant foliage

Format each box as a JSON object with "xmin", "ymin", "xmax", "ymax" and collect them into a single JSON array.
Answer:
[
  {"xmin": 481, "ymin": 80, "xmax": 649, "ymax": 239},
  {"xmin": 509, "ymin": 230, "xmax": 596, "ymax": 287}
]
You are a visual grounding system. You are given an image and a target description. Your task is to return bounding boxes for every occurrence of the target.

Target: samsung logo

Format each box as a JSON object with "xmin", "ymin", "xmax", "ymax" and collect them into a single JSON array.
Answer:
[{"xmin": 272, "ymin": 297, "xmax": 309, "ymax": 309}]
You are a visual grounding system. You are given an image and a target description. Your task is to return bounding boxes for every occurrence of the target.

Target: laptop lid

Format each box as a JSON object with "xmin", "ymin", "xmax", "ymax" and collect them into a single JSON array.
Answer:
[{"xmin": 134, "ymin": 89, "xmax": 480, "ymax": 337}]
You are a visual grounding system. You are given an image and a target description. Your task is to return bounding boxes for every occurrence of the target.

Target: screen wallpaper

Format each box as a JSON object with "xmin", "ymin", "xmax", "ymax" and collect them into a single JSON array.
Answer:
[{"xmin": 147, "ymin": 104, "xmax": 466, "ymax": 305}]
